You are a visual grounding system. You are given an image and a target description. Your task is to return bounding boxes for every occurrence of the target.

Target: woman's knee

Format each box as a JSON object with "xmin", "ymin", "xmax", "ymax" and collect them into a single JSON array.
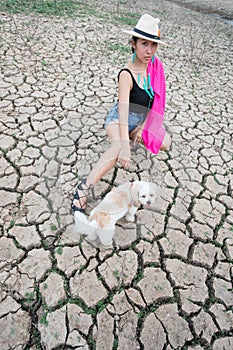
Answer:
[{"xmin": 160, "ymin": 132, "xmax": 171, "ymax": 151}]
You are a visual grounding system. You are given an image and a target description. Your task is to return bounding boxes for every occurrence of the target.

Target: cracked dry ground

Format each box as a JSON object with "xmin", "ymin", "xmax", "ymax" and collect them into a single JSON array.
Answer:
[{"xmin": 0, "ymin": 1, "xmax": 232, "ymax": 349}]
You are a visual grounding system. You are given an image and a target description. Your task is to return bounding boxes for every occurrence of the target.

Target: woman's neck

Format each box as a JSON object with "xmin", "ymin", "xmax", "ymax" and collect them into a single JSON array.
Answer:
[{"xmin": 127, "ymin": 59, "xmax": 148, "ymax": 73}]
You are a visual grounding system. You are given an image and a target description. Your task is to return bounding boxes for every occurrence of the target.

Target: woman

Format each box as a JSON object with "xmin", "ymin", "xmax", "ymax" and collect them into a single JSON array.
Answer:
[{"xmin": 71, "ymin": 14, "xmax": 171, "ymax": 213}]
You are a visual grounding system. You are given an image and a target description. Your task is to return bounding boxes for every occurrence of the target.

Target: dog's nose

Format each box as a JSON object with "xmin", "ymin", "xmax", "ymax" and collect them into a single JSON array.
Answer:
[{"xmin": 147, "ymin": 200, "xmax": 151, "ymax": 205}]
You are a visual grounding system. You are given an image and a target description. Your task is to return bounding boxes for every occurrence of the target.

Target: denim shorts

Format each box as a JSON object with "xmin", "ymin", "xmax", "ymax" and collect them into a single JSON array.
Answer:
[{"xmin": 104, "ymin": 102, "xmax": 146, "ymax": 132}]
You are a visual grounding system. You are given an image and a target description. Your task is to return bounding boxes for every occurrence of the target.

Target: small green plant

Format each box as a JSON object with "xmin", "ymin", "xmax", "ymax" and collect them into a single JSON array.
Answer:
[
  {"xmin": 113, "ymin": 270, "xmax": 120, "ymax": 281},
  {"xmin": 9, "ymin": 220, "xmax": 15, "ymax": 229},
  {"xmin": 137, "ymin": 309, "xmax": 146, "ymax": 319},
  {"xmin": 50, "ymin": 223, "xmax": 58, "ymax": 231},
  {"xmin": 204, "ymin": 231, "xmax": 211, "ymax": 237},
  {"xmin": 41, "ymin": 59, "xmax": 47, "ymax": 66},
  {"xmin": 39, "ymin": 311, "xmax": 48, "ymax": 326},
  {"xmin": 154, "ymin": 284, "xmax": 163, "ymax": 291},
  {"xmin": 113, "ymin": 337, "xmax": 119, "ymax": 349},
  {"xmin": 149, "ymin": 306, "xmax": 156, "ymax": 313},
  {"xmin": 88, "ymin": 336, "xmax": 96, "ymax": 348},
  {"xmin": 213, "ymin": 240, "xmax": 222, "ymax": 248},
  {"xmin": 96, "ymin": 299, "xmax": 108, "ymax": 312},
  {"xmin": 24, "ymin": 292, "xmax": 35, "ymax": 304},
  {"xmin": 86, "ymin": 308, "xmax": 96, "ymax": 316},
  {"xmin": 133, "ymin": 271, "xmax": 144, "ymax": 285},
  {"xmin": 56, "ymin": 246, "xmax": 63, "ymax": 255},
  {"xmin": 54, "ymin": 332, "xmax": 59, "ymax": 340}
]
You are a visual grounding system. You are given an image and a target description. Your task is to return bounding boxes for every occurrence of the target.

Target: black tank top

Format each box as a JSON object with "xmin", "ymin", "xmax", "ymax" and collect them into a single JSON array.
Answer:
[{"xmin": 118, "ymin": 68, "xmax": 153, "ymax": 113}]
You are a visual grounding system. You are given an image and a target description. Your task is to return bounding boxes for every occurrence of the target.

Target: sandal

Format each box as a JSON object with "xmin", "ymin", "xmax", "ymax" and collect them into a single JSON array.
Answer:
[{"xmin": 71, "ymin": 178, "xmax": 93, "ymax": 213}]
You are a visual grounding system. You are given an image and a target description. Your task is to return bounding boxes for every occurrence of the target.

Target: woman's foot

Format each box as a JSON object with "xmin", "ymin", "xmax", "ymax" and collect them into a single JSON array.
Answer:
[{"xmin": 71, "ymin": 178, "xmax": 92, "ymax": 213}]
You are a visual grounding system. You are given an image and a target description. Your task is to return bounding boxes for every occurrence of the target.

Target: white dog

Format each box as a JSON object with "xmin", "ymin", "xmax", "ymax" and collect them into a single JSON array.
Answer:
[{"xmin": 74, "ymin": 181, "xmax": 157, "ymax": 246}]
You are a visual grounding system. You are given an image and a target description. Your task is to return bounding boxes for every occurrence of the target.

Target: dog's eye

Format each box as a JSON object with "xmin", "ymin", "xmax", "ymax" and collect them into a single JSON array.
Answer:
[
  {"xmin": 150, "ymin": 194, "xmax": 154, "ymax": 197},
  {"xmin": 142, "ymin": 195, "xmax": 146, "ymax": 198}
]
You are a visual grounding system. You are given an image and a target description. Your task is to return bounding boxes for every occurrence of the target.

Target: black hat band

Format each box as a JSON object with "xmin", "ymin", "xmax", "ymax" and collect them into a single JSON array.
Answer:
[{"xmin": 134, "ymin": 28, "xmax": 160, "ymax": 40}]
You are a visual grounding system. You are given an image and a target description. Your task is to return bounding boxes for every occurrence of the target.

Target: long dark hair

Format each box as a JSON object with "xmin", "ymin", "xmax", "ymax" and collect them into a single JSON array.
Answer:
[{"xmin": 131, "ymin": 36, "xmax": 138, "ymax": 53}]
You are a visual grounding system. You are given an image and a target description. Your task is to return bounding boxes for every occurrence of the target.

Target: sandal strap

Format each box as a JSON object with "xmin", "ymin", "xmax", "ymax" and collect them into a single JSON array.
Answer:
[
  {"xmin": 71, "ymin": 202, "xmax": 85, "ymax": 213},
  {"xmin": 77, "ymin": 178, "xmax": 90, "ymax": 192},
  {"xmin": 71, "ymin": 178, "xmax": 92, "ymax": 213},
  {"xmin": 77, "ymin": 178, "xmax": 94, "ymax": 197}
]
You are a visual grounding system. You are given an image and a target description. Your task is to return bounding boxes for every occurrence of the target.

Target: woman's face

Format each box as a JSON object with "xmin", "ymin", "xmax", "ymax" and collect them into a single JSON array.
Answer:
[{"xmin": 133, "ymin": 38, "xmax": 158, "ymax": 64}]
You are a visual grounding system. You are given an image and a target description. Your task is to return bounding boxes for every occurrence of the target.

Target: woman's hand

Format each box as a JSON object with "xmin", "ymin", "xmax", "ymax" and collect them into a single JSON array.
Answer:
[
  {"xmin": 132, "ymin": 126, "xmax": 144, "ymax": 144},
  {"xmin": 118, "ymin": 144, "xmax": 131, "ymax": 169}
]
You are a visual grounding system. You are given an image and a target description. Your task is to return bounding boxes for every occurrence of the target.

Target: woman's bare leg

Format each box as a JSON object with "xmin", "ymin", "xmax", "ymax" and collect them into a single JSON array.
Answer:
[
  {"xmin": 72, "ymin": 123, "xmax": 121, "ymax": 211},
  {"xmin": 160, "ymin": 131, "xmax": 171, "ymax": 150},
  {"xmin": 130, "ymin": 126, "xmax": 171, "ymax": 150},
  {"xmin": 87, "ymin": 122, "xmax": 121, "ymax": 186},
  {"xmin": 129, "ymin": 126, "xmax": 142, "ymax": 141}
]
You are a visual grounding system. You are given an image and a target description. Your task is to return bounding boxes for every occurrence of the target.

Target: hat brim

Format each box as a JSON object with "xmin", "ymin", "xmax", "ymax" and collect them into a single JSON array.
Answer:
[{"xmin": 123, "ymin": 29, "xmax": 167, "ymax": 45}]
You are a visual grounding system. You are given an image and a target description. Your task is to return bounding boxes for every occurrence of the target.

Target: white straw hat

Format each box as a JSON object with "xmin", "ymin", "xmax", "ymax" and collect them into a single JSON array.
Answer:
[{"xmin": 124, "ymin": 14, "xmax": 166, "ymax": 45}]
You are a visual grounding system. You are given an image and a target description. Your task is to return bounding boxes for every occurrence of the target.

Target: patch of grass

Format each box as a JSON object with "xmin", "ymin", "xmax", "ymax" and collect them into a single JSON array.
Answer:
[
  {"xmin": 108, "ymin": 43, "xmax": 129, "ymax": 54},
  {"xmin": 68, "ymin": 297, "xmax": 96, "ymax": 315},
  {"xmin": 0, "ymin": 0, "xmax": 84, "ymax": 17},
  {"xmin": 114, "ymin": 14, "xmax": 138, "ymax": 26},
  {"xmin": 78, "ymin": 3, "xmax": 95, "ymax": 16}
]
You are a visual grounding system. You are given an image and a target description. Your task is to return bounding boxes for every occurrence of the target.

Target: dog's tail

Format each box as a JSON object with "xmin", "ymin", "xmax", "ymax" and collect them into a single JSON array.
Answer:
[{"xmin": 74, "ymin": 211, "xmax": 97, "ymax": 240}]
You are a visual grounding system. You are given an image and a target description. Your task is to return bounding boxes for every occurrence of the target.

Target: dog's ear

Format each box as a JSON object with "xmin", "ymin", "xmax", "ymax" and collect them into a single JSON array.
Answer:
[{"xmin": 131, "ymin": 181, "xmax": 140, "ymax": 207}]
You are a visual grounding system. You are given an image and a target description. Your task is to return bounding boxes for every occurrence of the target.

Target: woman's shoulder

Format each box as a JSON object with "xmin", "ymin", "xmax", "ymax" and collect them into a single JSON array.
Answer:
[{"xmin": 117, "ymin": 67, "xmax": 133, "ymax": 81}]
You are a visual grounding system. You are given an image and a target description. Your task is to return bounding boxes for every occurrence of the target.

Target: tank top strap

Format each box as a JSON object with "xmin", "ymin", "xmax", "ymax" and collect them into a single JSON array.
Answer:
[{"xmin": 117, "ymin": 68, "xmax": 136, "ymax": 84}]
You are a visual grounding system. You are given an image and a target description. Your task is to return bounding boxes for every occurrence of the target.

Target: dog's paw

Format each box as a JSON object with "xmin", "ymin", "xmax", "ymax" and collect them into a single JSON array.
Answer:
[
  {"xmin": 125, "ymin": 214, "xmax": 135, "ymax": 222},
  {"xmin": 74, "ymin": 211, "xmax": 86, "ymax": 220},
  {"xmin": 100, "ymin": 239, "xmax": 113, "ymax": 246},
  {"xmin": 87, "ymin": 232, "xmax": 97, "ymax": 241}
]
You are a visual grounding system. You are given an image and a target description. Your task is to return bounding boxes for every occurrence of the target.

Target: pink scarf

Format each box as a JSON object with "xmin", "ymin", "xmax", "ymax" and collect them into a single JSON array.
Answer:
[{"xmin": 142, "ymin": 57, "xmax": 166, "ymax": 154}]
